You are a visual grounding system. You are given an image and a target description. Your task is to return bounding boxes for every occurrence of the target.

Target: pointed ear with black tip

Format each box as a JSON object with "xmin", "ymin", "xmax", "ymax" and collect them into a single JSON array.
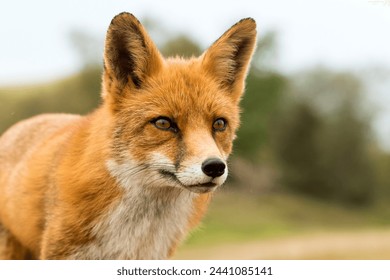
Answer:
[
  {"xmin": 201, "ymin": 18, "xmax": 257, "ymax": 102},
  {"xmin": 102, "ymin": 12, "xmax": 163, "ymax": 104}
]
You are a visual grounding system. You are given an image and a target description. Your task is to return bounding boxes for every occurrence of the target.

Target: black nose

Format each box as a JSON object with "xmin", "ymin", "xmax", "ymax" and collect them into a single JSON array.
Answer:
[{"xmin": 201, "ymin": 158, "xmax": 226, "ymax": 178}]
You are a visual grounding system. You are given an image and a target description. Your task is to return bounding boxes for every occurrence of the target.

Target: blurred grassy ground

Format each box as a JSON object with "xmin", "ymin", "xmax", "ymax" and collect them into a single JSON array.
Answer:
[{"xmin": 175, "ymin": 188, "xmax": 390, "ymax": 259}]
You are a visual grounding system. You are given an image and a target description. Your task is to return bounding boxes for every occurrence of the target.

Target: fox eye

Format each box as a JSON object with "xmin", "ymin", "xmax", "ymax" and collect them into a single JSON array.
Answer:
[
  {"xmin": 152, "ymin": 117, "xmax": 178, "ymax": 132},
  {"xmin": 154, "ymin": 118, "xmax": 171, "ymax": 130},
  {"xmin": 213, "ymin": 118, "xmax": 227, "ymax": 131}
]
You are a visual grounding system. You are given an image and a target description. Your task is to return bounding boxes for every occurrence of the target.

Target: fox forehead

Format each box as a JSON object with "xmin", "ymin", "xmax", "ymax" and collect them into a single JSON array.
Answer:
[{"xmin": 119, "ymin": 61, "xmax": 241, "ymax": 128}]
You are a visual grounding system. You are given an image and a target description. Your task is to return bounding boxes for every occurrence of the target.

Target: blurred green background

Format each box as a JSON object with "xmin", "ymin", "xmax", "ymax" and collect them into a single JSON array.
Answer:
[{"xmin": 2, "ymin": 12, "xmax": 390, "ymax": 260}]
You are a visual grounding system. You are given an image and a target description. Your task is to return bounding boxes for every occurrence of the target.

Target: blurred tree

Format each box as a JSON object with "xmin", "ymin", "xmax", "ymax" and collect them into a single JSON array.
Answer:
[
  {"xmin": 234, "ymin": 72, "xmax": 286, "ymax": 161},
  {"xmin": 271, "ymin": 101, "xmax": 324, "ymax": 196},
  {"xmin": 319, "ymin": 102, "xmax": 375, "ymax": 205},
  {"xmin": 271, "ymin": 68, "xmax": 376, "ymax": 206},
  {"xmin": 160, "ymin": 35, "xmax": 202, "ymax": 58}
]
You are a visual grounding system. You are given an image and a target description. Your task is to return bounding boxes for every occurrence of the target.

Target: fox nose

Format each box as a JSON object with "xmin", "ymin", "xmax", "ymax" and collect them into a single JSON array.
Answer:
[{"xmin": 201, "ymin": 158, "xmax": 226, "ymax": 178}]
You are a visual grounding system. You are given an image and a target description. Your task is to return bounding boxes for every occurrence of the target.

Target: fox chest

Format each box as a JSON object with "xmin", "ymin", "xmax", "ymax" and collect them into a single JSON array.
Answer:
[{"xmin": 71, "ymin": 190, "xmax": 194, "ymax": 259}]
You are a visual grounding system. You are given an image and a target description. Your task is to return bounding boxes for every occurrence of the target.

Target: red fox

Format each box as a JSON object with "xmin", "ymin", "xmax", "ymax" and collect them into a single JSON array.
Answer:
[{"xmin": 0, "ymin": 12, "xmax": 256, "ymax": 259}]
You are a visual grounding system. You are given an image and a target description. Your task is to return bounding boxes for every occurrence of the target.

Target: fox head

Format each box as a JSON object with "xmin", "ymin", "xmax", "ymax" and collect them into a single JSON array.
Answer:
[{"xmin": 102, "ymin": 13, "xmax": 257, "ymax": 193}]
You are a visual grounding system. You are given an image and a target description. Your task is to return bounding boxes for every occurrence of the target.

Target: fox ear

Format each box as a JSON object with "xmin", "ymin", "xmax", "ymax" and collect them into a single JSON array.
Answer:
[
  {"xmin": 202, "ymin": 18, "xmax": 257, "ymax": 101},
  {"xmin": 103, "ymin": 12, "xmax": 163, "ymax": 94}
]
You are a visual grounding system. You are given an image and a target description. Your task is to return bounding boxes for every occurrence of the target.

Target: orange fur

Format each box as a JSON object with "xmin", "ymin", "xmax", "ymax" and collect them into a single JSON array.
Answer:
[{"xmin": 0, "ymin": 12, "xmax": 256, "ymax": 259}]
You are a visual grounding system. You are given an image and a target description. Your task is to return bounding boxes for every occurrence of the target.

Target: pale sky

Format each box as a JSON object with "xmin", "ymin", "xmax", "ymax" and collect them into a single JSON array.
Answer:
[
  {"xmin": 1, "ymin": 0, "xmax": 390, "ymax": 148},
  {"xmin": 1, "ymin": 0, "xmax": 389, "ymax": 85}
]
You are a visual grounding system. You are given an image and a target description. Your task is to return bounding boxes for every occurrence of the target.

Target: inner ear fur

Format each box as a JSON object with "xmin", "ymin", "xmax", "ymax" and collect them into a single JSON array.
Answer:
[
  {"xmin": 103, "ymin": 12, "xmax": 163, "ymax": 90},
  {"xmin": 201, "ymin": 18, "xmax": 257, "ymax": 101}
]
